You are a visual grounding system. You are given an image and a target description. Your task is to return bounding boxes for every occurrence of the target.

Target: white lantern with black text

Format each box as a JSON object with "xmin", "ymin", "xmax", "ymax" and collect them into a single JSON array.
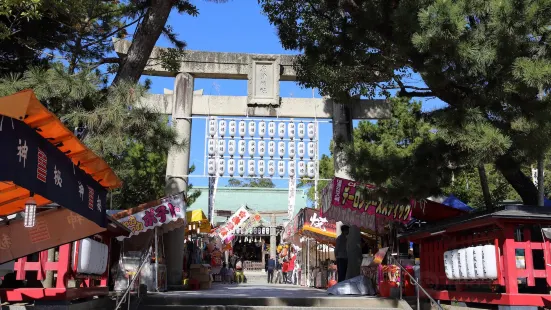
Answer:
[
  {"xmin": 208, "ymin": 118, "xmax": 217, "ymax": 137},
  {"xmin": 288, "ymin": 122, "xmax": 296, "ymax": 139},
  {"xmin": 248, "ymin": 160, "xmax": 256, "ymax": 176},
  {"xmin": 288, "ymin": 141, "xmax": 296, "ymax": 159},
  {"xmin": 217, "ymin": 139, "xmax": 225, "ymax": 155},
  {"xmin": 268, "ymin": 121, "xmax": 276, "ymax": 138},
  {"xmin": 238, "ymin": 160, "xmax": 246, "ymax": 176},
  {"xmin": 238, "ymin": 140, "xmax": 246, "ymax": 157},
  {"xmin": 208, "ymin": 139, "xmax": 216, "ymax": 156},
  {"xmin": 307, "ymin": 122, "xmax": 315, "ymax": 139},
  {"xmin": 267, "ymin": 160, "xmax": 276, "ymax": 176},
  {"xmin": 218, "ymin": 120, "xmax": 227, "ymax": 137},
  {"xmin": 278, "ymin": 122, "xmax": 286, "ymax": 138},
  {"xmin": 228, "ymin": 140, "xmax": 236, "ymax": 156},
  {"xmin": 298, "ymin": 161, "xmax": 306, "ymax": 177},
  {"xmin": 248, "ymin": 121, "xmax": 256, "ymax": 137},
  {"xmin": 307, "ymin": 161, "xmax": 316, "ymax": 178},
  {"xmin": 268, "ymin": 141, "xmax": 276, "ymax": 157},
  {"xmin": 239, "ymin": 120, "xmax": 246, "ymax": 137},
  {"xmin": 248, "ymin": 140, "xmax": 256, "ymax": 157},
  {"xmin": 278, "ymin": 161, "xmax": 285, "ymax": 177},
  {"xmin": 24, "ymin": 198, "xmax": 37, "ymax": 228},
  {"xmin": 288, "ymin": 161, "xmax": 296, "ymax": 177},
  {"xmin": 297, "ymin": 141, "xmax": 306, "ymax": 158},
  {"xmin": 208, "ymin": 158, "xmax": 216, "ymax": 175},
  {"xmin": 257, "ymin": 160, "xmax": 265, "ymax": 176},
  {"xmin": 258, "ymin": 121, "xmax": 266, "ymax": 138},
  {"xmin": 278, "ymin": 141, "xmax": 286, "ymax": 158},
  {"xmin": 258, "ymin": 140, "xmax": 266, "ymax": 157},
  {"xmin": 297, "ymin": 122, "xmax": 306, "ymax": 139},
  {"xmin": 228, "ymin": 120, "xmax": 237, "ymax": 137},
  {"xmin": 227, "ymin": 159, "xmax": 235, "ymax": 176},
  {"xmin": 307, "ymin": 141, "xmax": 315, "ymax": 159},
  {"xmin": 217, "ymin": 159, "xmax": 225, "ymax": 175}
]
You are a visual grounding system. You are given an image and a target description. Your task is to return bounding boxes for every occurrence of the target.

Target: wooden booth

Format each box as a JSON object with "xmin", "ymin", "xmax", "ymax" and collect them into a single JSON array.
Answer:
[
  {"xmin": 401, "ymin": 205, "xmax": 551, "ymax": 307},
  {"xmin": 0, "ymin": 90, "xmax": 125, "ymax": 302}
]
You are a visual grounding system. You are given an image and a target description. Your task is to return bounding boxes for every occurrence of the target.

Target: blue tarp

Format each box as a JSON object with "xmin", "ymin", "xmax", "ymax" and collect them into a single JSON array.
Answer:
[{"xmin": 442, "ymin": 195, "xmax": 473, "ymax": 212}]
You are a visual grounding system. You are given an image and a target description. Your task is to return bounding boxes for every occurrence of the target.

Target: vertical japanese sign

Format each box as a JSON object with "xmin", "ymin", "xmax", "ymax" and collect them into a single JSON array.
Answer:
[
  {"xmin": 0, "ymin": 117, "xmax": 107, "ymax": 227},
  {"xmin": 208, "ymin": 173, "xmax": 219, "ymax": 224},
  {"xmin": 288, "ymin": 176, "xmax": 296, "ymax": 219}
]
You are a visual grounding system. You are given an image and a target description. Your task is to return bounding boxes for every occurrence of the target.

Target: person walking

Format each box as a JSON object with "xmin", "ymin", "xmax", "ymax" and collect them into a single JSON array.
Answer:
[
  {"xmin": 335, "ymin": 225, "xmax": 350, "ymax": 283},
  {"xmin": 288, "ymin": 254, "xmax": 296, "ymax": 285},
  {"xmin": 274, "ymin": 258, "xmax": 283, "ymax": 284},
  {"xmin": 220, "ymin": 262, "xmax": 229, "ymax": 284},
  {"xmin": 266, "ymin": 256, "xmax": 276, "ymax": 283},
  {"xmin": 282, "ymin": 258, "xmax": 289, "ymax": 284},
  {"xmin": 235, "ymin": 258, "xmax": 245, "ymax": 284}
]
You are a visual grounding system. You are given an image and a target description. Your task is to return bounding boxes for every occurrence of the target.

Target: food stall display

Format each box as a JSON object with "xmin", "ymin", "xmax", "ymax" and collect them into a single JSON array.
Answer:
[{"xmin": 0, "ymin": 90, "xmax": 126, "ymax": 303}]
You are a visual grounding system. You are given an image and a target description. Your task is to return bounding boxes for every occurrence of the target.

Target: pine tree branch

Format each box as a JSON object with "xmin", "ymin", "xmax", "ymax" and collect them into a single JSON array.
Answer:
[
  {"xmin": 394, "ymin": 76, "xmax": 434, "ymax": 97},
  {"xmin": 80, "ymin": 14, "xmax": 145, "ymax": 50}
]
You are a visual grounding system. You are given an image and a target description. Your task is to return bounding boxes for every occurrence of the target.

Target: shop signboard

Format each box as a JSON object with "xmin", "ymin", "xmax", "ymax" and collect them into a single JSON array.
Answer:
[
  {"xmin": 116, "ymin": 194, "xmax": 186, "ymax": 239},
  {"xmin": 216, "ymin": 206, "xmax": 251, "ymax": 241},
  {"xmin": 322, "ymin": 177, "xmax": 413, "ymax": 224}
]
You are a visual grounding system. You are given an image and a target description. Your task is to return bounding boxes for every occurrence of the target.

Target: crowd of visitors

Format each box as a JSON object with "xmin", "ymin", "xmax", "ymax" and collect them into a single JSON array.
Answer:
[
  {"xmin": 265, "ymin": 252, "xmax": 300, "ymax": 284},
  {"xmin": 219, "ymin": 254, "xmax": 246, "ymax": 284}
]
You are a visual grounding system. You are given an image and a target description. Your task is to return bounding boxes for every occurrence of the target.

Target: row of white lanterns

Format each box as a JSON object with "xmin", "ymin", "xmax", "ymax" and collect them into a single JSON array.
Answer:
[
  {"xmin": 207, "ymin": 139, "xmax": 316, "ymax": 159},
  {"xmin": 208, "ymin": 119, "xmax": 316, "ymax": 140},
  {"xmin": 207, "ymin": 159, "xmax": 316, "ymax": 178}
]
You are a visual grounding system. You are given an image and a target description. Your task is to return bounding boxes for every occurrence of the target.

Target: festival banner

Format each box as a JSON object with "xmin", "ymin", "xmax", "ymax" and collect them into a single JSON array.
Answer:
[
  {"xmin": 217, "ymin": 206, "xmax": 251, "ymax": 241},
  {"xmin": 115, "ymin": 194, "xmax": 186, "ymax": 239},
  {"xmin": 288, "ymin": 176, "xmax": 296, "ymax": 219},
  {"xmin": 323, "ymin": 177, "xmax": 413, "ymax": 224},
  {"xmin": 238, "ymin": 211, "xmax": 263, "ymax": 234}
]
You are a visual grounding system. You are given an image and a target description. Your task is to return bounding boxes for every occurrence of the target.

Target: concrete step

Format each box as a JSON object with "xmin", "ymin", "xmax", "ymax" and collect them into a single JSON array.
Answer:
[{"xmin": 139, "ymin": 306, "xmax": 397, "ymax": 310}]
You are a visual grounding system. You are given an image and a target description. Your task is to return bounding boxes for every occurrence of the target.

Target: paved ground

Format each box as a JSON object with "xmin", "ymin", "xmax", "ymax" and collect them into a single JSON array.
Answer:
[{"xmin": 160, "ymin": 282, "xmax": 332, "ymax": 298}]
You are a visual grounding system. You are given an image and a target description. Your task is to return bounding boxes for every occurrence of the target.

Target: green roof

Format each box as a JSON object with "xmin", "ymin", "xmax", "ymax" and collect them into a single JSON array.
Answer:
[{"xmin": 189, "ymin": 186, "xmax": 308, "ymax": 226}]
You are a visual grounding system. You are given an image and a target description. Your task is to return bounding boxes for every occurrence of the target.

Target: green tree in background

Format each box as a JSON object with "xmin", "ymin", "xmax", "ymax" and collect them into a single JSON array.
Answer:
[
  {"xmin": 227, "ymin": 178, "xmax": 276, "ymax": 188},
  {"xmin": 261, "ymin": 0, "xmax": 551, "ymax": 205}
]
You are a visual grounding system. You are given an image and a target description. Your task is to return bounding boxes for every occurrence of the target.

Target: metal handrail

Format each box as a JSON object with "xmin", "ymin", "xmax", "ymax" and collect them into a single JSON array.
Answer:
[
  {"xmin": 389, "ymin": 256, "xmax": 443, "ymax": 310},
  {"xmin": 114, "ymin": 251, "xmax": 150, "ymax": 310}
]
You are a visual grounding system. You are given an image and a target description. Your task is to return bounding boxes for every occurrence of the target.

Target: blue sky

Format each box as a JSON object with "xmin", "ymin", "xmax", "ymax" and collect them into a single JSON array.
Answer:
[{"xmin": 139, "ymin": 1, "xmax": 446, "ymax": 188}]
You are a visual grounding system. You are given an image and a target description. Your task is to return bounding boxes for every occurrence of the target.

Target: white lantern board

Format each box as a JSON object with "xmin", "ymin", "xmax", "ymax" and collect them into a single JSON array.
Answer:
[{"xmin": 205, "ymin": 118, "xmax": 319, "ymax": 179}]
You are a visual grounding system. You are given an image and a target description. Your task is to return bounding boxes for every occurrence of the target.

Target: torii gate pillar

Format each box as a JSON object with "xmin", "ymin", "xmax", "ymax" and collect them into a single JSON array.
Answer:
[{"xmin": 164, "ymin": 73, "xmax": 194, "ymax": 286}]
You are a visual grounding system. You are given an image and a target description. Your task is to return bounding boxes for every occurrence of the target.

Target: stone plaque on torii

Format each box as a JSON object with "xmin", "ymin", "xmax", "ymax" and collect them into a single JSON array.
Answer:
[{"xmin": 113, "ymin": 39, "xmax": 390, "ymax": 286}]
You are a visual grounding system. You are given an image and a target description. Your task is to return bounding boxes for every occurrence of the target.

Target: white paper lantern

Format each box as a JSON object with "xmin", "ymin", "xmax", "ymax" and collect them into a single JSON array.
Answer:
[
  {"xmin": 307, "ymin": 141, "xmax": 316, "ymax": 159},
  {"xmin": 208, "ymin": 139, "xmax": 216, "ymax": 156},
  {"xmin": 288, "ymin": 161, "xmax": 296, "ymax": 177},
  {"xmin": 218, "ymin": 120, "xmax": 227, "ymax": 137},
  {"xmin": 228, "ymin": 140, "xmax": 236, "ymax": 156},
  {"xmin": 277, "ymin": 141, "xmax": 286, "ymax": 158},
  {"xmin": 297, "ymin": 141, "xmax": 306, "ymax": 158},
  {"xmin": 208, "ymin": 158, "xmax": 216, "ymax": 175},
  {"xmin": 228, "ymin": 120, "xmax": 237, "ymax": 137},
  {"xmin": 227, "ymin": 159, "xmax": 235, "ymax": 176},
  {"xmin": 288, "ymin": 142, "xmax": 296, "ymax": 159},
  {"xmin": 238, "ymin": 140, "xmax": 246, "ymax": 157},
  {"xmin": 267, "ymin": 160, "xmax": 276, "ymax": 176},
  {"xmin": 248, "ymin": 121, "xmax": 256, "ymax": 137},
  {"xmin": 288, "ymin": 122, "xmax": 296, "ymax": 139},
  {"xmin": 268, "ymin": 121, "xmax": 276, "ymax": 138},
  {"xmin": 217, "ymin": 159, "xmax": 225, "ymax": 175},
  {"xmin": 278, "ymin": 122, "xmax": 286, "ymax": 138},
  {"xmin": 238, "ymin": 160, "xmax": 246, "ymax": 176},
  {"xmin": 278, "ymin": 161, "xmax": 285, "ymax": 177},
  {"xmin": 239, "ymin": 120, "xmax": 246, "ymax": 137},
  {"xmin": 217, "ymin": 140, "xmax": 225, "ymax": 155},
  {"xmin": 257, "ymin": 160, "xmax": 265, "ymax": 176},
  {"xmin": 268, "ymin": 141, "xmax": 276, "ymax": 157},
  {"xmin": 258, "ymin": 140, "xmax": 266, "ymax": 157},
  {"xmin": 258, "ymin": 121, "xmax": 266, "ymax": 138},
  {"xmin": 307, "ymin": 161, "xmax": 316, "ymax": 178},
  {"xmin": 298, "ymin": 161, "xmax": 306, "ymax": 177},
  {"xmin": 248, "ymin": 140, "xmax": 256, "ymax": 157},
  {"xmin": 297, "ymin": 122, "xmax": 306, "ymax": 139},
  {"xmin": 248, "ymin": 160, "xmax": 256, "ymax": 176},
  {"xmin": 208, "ymin": 118, "xmax": 217, "ymax": 137},
  {"xmin": 307, "ymin": 122, "xmax": 315, "ymax": 139}
]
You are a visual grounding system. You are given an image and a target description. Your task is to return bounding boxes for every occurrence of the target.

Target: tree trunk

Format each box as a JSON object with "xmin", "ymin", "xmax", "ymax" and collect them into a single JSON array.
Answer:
[
  {"xmin": 477, "ymin": 164, "xmax": 492, "ymax": 210},
  {"xmin": 495, "ymin": 154, "xmax": 538, "ymax": 206},
  {"xmin": 112, "ymin": 0, "xmax": 175, "ymax": 85},
  {"xmin": 538, "ymin": 153, "xmax": 545, "ymax": 206}
]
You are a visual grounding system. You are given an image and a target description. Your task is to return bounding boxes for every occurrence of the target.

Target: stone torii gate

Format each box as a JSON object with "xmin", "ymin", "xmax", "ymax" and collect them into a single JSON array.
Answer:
[{"xmin": 114, "ymin": 39, "xmax": 390, "ymax": 286}]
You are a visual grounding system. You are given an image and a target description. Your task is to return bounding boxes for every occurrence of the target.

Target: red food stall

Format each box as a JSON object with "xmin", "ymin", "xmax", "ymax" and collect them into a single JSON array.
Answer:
[{"xmin": 401, "ymin": 205, "xmax": 551, "ymax": 307}]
